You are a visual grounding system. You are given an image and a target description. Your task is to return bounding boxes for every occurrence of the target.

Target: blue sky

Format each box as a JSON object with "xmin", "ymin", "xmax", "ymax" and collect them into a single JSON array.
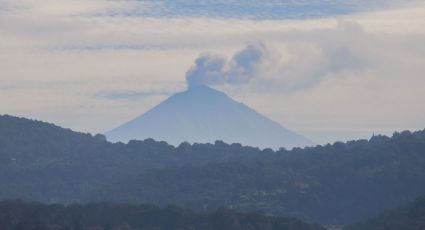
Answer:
[{"xmin": 0, "ymin": 0, "xmax": 424, "ymax": 145}]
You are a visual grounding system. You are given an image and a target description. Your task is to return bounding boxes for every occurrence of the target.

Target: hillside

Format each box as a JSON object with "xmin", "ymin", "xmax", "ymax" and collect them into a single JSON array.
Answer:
[
  {"xmin": 1, "ymin": 115, "xmax": 425, "ymax": 225},
  {"xmin": 0, "ymin": 200, "xmax": 325, "ymax": 230},
  {"xmin": 92, "ymin": 130, "xmax": 425, "ymax": 225},
  {"xmin": 347, "ymin": 196, "xmax": 425, "ymax": 230},
  {"xmin": 0, "ymin": 115, "xmax": 263, "ymax": 202}
]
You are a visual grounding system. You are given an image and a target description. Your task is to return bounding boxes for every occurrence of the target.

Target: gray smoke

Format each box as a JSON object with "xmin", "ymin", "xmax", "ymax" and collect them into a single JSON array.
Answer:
[
  {"xmin": 186, "ymin": 25, "xmax": 369, "ymax": 91},
  {"xmin": 185, "ymin": 43, "xmax": 267, "ymax": 87}
]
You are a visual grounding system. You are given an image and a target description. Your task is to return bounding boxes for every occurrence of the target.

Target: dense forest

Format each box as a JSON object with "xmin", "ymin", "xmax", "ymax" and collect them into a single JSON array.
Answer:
[
  {"xmin": 347, "ymin": 196, "xmax": 425, "ymax": 230},
  {"xmin": 1, "ymin": 115, "xmax": 425, "ymax": 225},
  {"xmin": 0, "ymin": 200, "xmax": 324, "ymax": 230}
]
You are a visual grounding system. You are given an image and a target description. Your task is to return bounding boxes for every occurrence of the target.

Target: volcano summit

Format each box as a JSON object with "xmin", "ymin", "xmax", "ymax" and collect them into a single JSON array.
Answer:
[{"xmin": 106, "ymin": 85, "xmax": 313, "ymax": 149}]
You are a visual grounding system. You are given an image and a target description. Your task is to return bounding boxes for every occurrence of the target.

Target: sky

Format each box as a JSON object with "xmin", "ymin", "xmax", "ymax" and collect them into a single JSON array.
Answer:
[{"xmin": 1, "ymin": 0, "xmax": 425, "ymax": 145}]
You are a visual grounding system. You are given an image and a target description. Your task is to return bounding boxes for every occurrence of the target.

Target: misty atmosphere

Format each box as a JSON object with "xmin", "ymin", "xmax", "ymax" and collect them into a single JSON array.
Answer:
[{"xmin": 1, "ymin": 1, "xmax": 425, "ymax": 230}]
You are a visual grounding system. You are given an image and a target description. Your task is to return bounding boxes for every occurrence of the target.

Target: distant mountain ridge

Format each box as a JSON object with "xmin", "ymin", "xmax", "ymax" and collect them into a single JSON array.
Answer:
[{"xmin": 106, "ymin": 85, "xmax": 313, "ymax": 149}]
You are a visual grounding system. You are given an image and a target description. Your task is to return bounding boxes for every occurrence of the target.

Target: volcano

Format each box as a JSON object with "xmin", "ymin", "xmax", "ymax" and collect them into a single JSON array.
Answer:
[{"xmin": 106, "ymin": 85, "xmax": 313, "ymax": 149}]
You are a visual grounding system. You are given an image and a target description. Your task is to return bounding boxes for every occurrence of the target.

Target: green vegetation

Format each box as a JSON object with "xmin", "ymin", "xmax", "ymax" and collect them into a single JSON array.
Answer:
[
  {"xmin": 1, "ymin": 114, "xmax": 425, "ymax": 225},
  {"xmin": 347, "ymin": 196, "xmax": 425, "ymax": 230},
  {"xmin": 0, "ymin": 200, "xmax": 324, "ymax": 230}
]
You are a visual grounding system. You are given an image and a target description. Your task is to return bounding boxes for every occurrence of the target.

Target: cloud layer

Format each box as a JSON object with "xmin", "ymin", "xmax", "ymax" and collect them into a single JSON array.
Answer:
[{"xmin": 92, "ymin": 0, "xmax": 420, "ymax": 20}]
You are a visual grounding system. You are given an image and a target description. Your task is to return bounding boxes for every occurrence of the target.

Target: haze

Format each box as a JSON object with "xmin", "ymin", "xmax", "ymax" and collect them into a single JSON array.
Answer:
[{"xmin": 1, "ymin": 0, "xmax": 425, "ymax": 144}]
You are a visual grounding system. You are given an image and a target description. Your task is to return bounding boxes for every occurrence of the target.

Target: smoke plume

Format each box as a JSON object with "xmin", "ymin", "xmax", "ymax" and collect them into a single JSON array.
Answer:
[
  {"xmin": 185, "ymin": 43, "xmax": 268, "ymax": 88},
  {"xmin": 186, "ymin": 25, "xmax": 368, "ymax": 91}
]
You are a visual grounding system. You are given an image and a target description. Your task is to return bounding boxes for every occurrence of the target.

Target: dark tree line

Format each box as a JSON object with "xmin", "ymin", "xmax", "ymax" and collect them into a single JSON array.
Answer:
[
  {"xmin": 0, "ymin": 200, "xmax": 324, "ymax": 230},
  {"xmin": 346, "ymin": 196, "xmax": 425, "ymax": 230}
]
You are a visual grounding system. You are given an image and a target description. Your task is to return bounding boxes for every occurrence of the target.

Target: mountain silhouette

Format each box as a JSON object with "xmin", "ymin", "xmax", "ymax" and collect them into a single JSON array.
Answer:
[{"xmin": 106, "ymin": 85, "xmax": 313, "ymax": 149}]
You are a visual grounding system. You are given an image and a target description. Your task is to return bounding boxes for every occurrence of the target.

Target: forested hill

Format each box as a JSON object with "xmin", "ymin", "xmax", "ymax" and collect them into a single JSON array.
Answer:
[
  {"xmin": 0, "ymin": 114, "xmax": 264, "ymax": 202},
  {"xmin": 0, "ymin": 200, "xmax": 325, "ymax": 230},
  {"xmin": 92, "ymin": 129, "xmax": 425, "ymax": 225},
  {"xmin": 347, "ymin": 196, "xmax": 425, "ymax": 230},
  {"xmin": 1, "ymin": 114, "xmax": 425, "ymax": 226}
]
